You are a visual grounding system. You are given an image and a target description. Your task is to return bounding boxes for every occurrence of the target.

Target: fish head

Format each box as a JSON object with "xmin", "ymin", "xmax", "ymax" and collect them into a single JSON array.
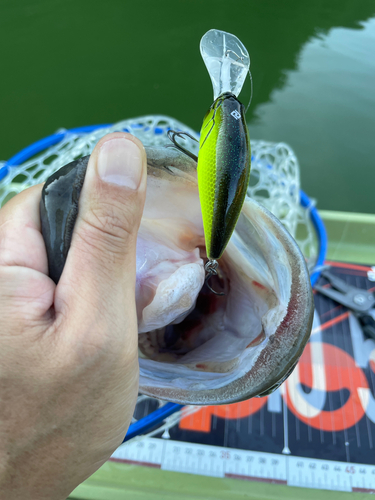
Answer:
[{"xmin": 39, "ymin": 145, "xmax": 313, "ymax": 405}]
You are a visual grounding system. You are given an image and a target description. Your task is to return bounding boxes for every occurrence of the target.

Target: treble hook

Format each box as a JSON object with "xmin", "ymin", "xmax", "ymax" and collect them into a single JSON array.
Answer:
[
  {"xmin": 204, "ymin": 259, "xmax": 225, "ymax": 296},
  {"xmin": 167, "ymin": 130, "xmax": 198, "ymax": 162}
]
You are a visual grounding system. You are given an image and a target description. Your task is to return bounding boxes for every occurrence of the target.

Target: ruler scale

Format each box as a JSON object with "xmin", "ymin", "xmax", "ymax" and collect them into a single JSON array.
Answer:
[{"xmin": 112, "ymin": 437, "xmax": 375, "ymax": 493}]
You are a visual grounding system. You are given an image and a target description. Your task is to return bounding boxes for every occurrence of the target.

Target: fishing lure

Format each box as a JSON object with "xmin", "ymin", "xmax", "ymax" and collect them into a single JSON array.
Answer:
[{"xmin": 170, "ymin": 29, "xmax": 252, "ymax": 294}]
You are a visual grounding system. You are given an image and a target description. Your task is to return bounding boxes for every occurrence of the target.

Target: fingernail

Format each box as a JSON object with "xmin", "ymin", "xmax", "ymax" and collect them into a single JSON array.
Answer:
[{"xmin": 97, "ymin": 138, "xmax": 143, "ymax": 189}]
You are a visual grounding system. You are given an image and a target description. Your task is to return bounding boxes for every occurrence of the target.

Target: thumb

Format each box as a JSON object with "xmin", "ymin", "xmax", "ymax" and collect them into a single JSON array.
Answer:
[{"xmin": 57, "ymin": 132, "xmax": 147, "ymax": 320}]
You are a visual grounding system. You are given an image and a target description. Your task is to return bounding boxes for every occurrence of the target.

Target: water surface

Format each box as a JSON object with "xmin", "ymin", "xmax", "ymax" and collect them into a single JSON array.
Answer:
[{"xmin": 0, "ymin": 0, "xmax": 374, "ymax": 212}]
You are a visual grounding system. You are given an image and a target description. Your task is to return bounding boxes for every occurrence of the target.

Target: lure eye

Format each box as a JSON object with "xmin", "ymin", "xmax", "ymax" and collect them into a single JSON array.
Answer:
[{"xmin": 200, "ymin": 29, "xmax": 250, "ymax": 101}]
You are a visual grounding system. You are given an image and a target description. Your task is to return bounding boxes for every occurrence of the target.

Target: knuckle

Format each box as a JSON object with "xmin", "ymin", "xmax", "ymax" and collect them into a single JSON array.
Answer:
[
  {"xmin": 88, "ymin": 200, "xmax": 136, "ymax": 237},
  {"xmin": 78, "ymin": 202, "xmax": 137, "ymax": 255}
]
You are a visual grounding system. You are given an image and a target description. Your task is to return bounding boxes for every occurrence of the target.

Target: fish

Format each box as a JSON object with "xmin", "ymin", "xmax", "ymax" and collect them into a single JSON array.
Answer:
[{"xmin": 40, "ymin": 144, "xmax": 313, "ymax": 405}]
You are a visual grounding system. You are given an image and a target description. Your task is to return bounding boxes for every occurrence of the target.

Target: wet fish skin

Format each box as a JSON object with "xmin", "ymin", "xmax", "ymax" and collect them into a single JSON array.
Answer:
[{"xmin": 40, "ymin": 156, "xmax": 89, "ymax": 284}]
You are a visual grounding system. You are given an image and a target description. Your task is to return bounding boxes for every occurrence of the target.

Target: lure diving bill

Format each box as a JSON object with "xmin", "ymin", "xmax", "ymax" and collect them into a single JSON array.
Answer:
[{"xmin": 198, "ymin": 29, "xmax": 251, "ymax": 286}]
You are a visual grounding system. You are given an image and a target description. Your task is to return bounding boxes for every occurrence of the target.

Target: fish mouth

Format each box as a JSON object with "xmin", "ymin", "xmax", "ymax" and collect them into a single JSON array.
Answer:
[
  {"xmin": 138, "ymin": 249, "xmax": 271, "ymax": 372},
  {"xmin": 137, "ymin": 183, "xmax": 313, "ymax": 405}
]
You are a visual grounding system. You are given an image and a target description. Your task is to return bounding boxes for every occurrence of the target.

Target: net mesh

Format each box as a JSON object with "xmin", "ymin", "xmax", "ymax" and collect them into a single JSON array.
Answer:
[
  {"xmin": 0, "ymin": 115, "xmax": 317, "ymax": 440},
  {"xmin": 0, "ymin": 114, "xmax": 316, "ymax": 262}
]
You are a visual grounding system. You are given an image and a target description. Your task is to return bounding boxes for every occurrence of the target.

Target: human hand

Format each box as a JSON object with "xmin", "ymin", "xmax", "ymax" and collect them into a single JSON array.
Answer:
[{"xmin": 0, "ymin": 133, "xmax": 147, "ymax": 499}]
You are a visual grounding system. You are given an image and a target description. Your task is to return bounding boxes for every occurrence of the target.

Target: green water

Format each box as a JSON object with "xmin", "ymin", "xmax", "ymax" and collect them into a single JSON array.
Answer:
[{"xmin": 1, "ymin": 0, "xmax": 374, "ymax": 213}]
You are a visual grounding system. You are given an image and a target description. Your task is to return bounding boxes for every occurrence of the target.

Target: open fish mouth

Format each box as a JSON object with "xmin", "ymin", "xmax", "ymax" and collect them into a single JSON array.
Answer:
[
  {"xmin": 41, "ymin": 145, "xmax": 313, "ymax": 405},
  {"xmin": 137, "ymin": 172, "xmax": 313, "ymax": 405}
]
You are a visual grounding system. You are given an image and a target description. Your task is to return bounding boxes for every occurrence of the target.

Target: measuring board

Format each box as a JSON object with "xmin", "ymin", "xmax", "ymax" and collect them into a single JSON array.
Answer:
[{"xmin": 111, "ymin": 261, "xmax": 375, "ymax": 493}]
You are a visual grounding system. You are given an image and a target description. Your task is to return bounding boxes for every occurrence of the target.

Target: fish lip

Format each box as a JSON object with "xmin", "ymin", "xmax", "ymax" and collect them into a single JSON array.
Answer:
[{"xmin": 139, "ymin": 201, "xmax": 314, "ymax": 405}]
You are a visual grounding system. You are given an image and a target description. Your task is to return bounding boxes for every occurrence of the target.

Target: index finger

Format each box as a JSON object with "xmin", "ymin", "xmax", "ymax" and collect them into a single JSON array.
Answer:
[{"xmin": 0, "ymin": 184, "xmax": 48, "ymax": 274}]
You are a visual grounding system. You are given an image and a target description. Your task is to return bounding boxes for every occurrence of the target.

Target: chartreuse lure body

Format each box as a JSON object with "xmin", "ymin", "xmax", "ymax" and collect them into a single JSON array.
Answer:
[
  {"xmin": 198, "ymin": 92, "xmax": 250, "ymax": 261},
  {"xmin": 197, "ymin": 29, "xmax": 251, "ymax": 287}
]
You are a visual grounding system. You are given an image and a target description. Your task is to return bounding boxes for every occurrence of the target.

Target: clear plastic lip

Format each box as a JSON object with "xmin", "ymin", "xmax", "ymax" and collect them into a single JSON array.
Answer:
[{"xmin": 200, "ymin": 29, "xmax": 250, "ymax": 101}]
